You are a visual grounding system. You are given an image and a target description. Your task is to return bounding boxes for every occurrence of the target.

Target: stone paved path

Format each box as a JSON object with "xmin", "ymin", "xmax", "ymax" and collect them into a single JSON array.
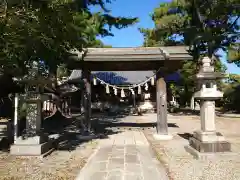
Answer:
[{"xmin": 76, "ymin": 128, "xmax": 169, "ymax": 180}]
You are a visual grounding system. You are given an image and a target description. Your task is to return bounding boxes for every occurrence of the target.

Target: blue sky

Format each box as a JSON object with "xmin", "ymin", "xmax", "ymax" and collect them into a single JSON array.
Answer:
[{"xmin": 91, "ymin": 0, "xmax": 239, "ymax": 74}]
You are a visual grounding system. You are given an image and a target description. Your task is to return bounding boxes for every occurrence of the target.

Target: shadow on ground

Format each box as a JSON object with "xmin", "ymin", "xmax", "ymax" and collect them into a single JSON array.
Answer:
[
  {"xmin": 44, "ymin": 106, "xmax": 178, "ymax": 151},
  {"xmin": 177, "ymin": 133, "xmax": 193, "ymax": 140},
  {"xmin": 41, "ymin": 106, "xmax": 137, "ymax": 151},
  {"xmin": 41, "ymin": 111, "xmax": 122, "ymax": 152},
  {"xmin": 171, "ymin": 108, "xmax": 240, "ymax": 119},
  {"xmin": 98, "ymin": 122, "xmax": 179, "ymax": 128},
  {"xmin": 170, "ymin": 108, "xmax": 200, "ymax": 116},
  {"xmin": 1, "ymin": 106, "xmax": 179, "ymax": 153}
]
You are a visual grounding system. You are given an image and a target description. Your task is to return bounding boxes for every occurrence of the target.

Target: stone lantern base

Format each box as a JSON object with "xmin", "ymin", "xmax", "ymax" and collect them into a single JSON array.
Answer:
[
  {"xmin": 185, "ymin": 131, "xmax": 231, "ymax": 159},
  {"xmin": 10, "ymin": 135, "xmax": 54, "ymax": 157},
  {"xmin": 190, "ymin": 131, "xmax": 231, "ymax": 152}
]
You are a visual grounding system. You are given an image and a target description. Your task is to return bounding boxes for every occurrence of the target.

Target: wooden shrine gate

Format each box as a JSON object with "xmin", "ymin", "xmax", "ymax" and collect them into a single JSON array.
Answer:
[{"xmin": 68, "ymin": 46, "xmax": 192, "ymax": 136}]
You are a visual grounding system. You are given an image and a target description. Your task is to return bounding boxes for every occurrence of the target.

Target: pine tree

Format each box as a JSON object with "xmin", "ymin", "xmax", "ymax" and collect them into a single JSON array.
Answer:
[{"xmin": 140, "ymin": 0, "xmax": 239, "ymax": 106}]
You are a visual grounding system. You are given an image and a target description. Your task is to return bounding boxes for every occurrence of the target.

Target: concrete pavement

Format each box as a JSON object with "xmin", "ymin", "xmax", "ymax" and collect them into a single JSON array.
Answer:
[{"xmin": 76, "ymin": 129, "xmax": 169, "ymax": 180}]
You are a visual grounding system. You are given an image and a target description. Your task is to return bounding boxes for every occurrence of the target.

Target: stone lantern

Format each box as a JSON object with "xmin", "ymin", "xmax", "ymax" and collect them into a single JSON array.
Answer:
[
  {"xmin": 10, "ymin": 61, "xmax": 54, "ymax": 156},
  {"xmin": 186, "ymin": 56, "xmax": 231, "ymax": 157}
]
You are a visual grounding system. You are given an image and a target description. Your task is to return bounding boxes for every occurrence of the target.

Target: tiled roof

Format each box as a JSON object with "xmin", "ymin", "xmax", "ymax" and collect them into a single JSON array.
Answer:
[
  {"xmin": 69, "ymin": 70, "xmax": 180, "ymax": 84},
  {"xmin": 70, "ymin": 46, "xmax": 192, "ymax": 61}
]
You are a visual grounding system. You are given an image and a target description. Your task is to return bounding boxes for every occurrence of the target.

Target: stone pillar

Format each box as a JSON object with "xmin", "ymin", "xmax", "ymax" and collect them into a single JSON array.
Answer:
[
  {"xmin": 10, "ymin": 93, "xmax": 52, "ymax": 156},
  {"xmin": 25, "ymin": 97, "xmax": 42, "ymax": 135},
  {"xmin": 153, "ymin": 71, "xmax": 172, "ymax": 140},
  {"xmin": 200, "ymin": 101, "xmax": 215, "ymax": 132},
  {"xmin": 191, "ymin": 96, "xmax": 195, "ymax": 110},
  {"xmin": 185, "ymin": 56, "xmax": 231, "ymax": 158},
  {"xmin": 14, "ymin": 93, "xmax": 19, "ymax": 142}
]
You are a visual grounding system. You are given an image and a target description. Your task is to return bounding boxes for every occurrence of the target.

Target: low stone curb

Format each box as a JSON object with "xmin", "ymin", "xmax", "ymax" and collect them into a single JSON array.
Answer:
[{"xmin": 142, "ymin": 130, "xmax": 174, "ymax": 180}]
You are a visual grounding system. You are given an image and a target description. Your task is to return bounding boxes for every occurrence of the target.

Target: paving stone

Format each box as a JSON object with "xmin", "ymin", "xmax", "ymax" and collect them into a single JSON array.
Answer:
[
  {"xmin": 125, "ymin": 163, "xmax": 141, "ymax": 174},
  {"xmin": 96, "ymin": 152, "xmax": 109, "ymax": 158},
  {"xmin": 108, "ymin": 169, "xmax": 123, "ymax": 175},
  {"xmin": 126, "ymin": 145, "xmax": 136, "ymax": 149},
  {"xmin": 125, "ymin": 140, "xmax": 135, "ymax": 145},
  {"xmin": 126, "ymin": 150, "xmax": 137, "ymax": 154},
  {"xmin": 125, "ymin": 154, "xmax": 140, "ymax": 164},
  {"xmin": 142, "ymin": 166, "xmax": 161, "ymax": 179},
  {"xmin": 111, "ymin": 154, "xmax": 124, "ymax": 159},
  {"xmin": 111, "ymin": 150, "xmax": 124, "ymax": 157},
  {"xmin": 112, "ymin": 149, "xmax": 124, "ymax": 153},
  {"xmin": 96, "ymin": 149, "xmax": 112, "ymax": 156},
  {"xmin": 77, "ymin": 129, "xmax": 168, "ymax": 180},
  {"xmin": 99, "ymin": 147, "xmax": 113, "ymax": 152},
  {"xmin": 124, "ymin": 174, "xmax": 143, "ymax": 180},
  {"xmin": 112, "ymin": 146, "xmax": 125, "ymax": 151},
  {"xmin": 126, "ymin": 147, "xmax": 137, "ymax": 152},
  {"xmin": 114, "ymin": 138, "xmax": 125, "ymax": 145},
  {"xmin": 91, "ymin": 162, "xmax": 107, "ymax": 172},
  {"xmin": 107, "ymin": 170, "xmax": 123, "ymax": 180},
  {"xmin": 108, "ymin": 158, "xmax": 124, "ymax": 170},
  {"xmin": 88, "ymin": 171, "xmax": 107, "ymax": 180},
  {"xmin": 107, "ymin": 175, "xmax": 122, "ymax": 180},
  {"xmin": 92, "ymin": 154, "xmax": 109, "ymax": 162},
  {"xmin": 110, "ymin": 157, "xmax": 124, "ymax": 164}
]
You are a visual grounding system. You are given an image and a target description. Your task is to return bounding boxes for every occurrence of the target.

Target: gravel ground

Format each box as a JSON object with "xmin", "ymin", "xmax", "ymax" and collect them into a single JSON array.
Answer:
[
  {"xmin": 141, "ymin": 114, "xmax": 240, "ymax": 180},
  {"xmin": 1, "ymin": 112, "xmax": 239, "ymax": 180},
  {"xmin": 0, "ymin": 140, "xmax": 98, "ymax": 180}
]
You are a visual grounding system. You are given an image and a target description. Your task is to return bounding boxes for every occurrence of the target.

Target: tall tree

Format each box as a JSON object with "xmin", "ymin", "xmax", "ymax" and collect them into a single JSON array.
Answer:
[
  {"xmin": 228, "ymin": 42, "xmax": 240, "ymax": 66},
  {"xmin": 139, "ymin": 0, "xmax": 239, "ymax": 106},
  {"xmin": 141, "ymin": 0, "xmax": 239, "ymax": 60},
  {"xmin": 222, "ymin": 74, "xmax": 240, "ymax": 112},
  {"xmin": 0, "ymin": 0, "xmax": 137, "ymax": 77}
]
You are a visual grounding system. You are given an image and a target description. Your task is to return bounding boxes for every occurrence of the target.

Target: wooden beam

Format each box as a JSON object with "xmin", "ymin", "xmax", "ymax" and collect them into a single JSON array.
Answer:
[
  {"xmin": 69, "ymin": 61, "xmax": 169, "ymax": 71},
  {"xmin": 156, "ymin": 71, "xmax": 168, "ymax": 135},
  {"xmin": 82, "ymin": 69, "xmax": 92, "ymax": 132},
  {"xmin": 68, "ymin": 46, "xmax": 192, "ymax": 65}
]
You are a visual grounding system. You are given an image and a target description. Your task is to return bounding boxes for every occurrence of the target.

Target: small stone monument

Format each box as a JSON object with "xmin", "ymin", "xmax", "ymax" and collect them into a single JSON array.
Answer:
[
  {"xmin": 185, "ymin": 56, "xmax": 231, "ymax": 158},
  {"xmin": 10, "ymin": 61, "xmax": 53, "ymax": 156}
]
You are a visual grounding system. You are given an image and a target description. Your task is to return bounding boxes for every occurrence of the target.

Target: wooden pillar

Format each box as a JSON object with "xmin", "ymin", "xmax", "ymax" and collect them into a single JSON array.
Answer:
[
  {"xmin": 82, "ymin": 69, "xmax": 92, "ymax": 132},
  {"xmin": 133, "ymin": 94, "xmax": 136, "ymax": 108},
  {"xmin": 80, "ymin": 90, "xmax": 84, "ymax": 113},
  {"xmin": 156, "ymin": 71, "xmax": 168, "ymax": 135}
]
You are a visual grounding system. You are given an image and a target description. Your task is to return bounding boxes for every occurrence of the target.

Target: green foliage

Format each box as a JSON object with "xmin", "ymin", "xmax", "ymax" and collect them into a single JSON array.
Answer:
[
  {"xmin": 228, "ymin": 43, "xmax": 240, "ymax": 66},
  {"xmin": 56, "ymin": 64, "xmax": 69, "ymax": 79},
  {"xmin": 89, "ymin": 39, "xmax": 112, "ymax": 48},
  {"xmin": 140, "ymin": 0, "xmax": 237, "ymax": 106},
  {"xmin": 146, "ymin": 0, "xmax": 240, "ymax": 60},
  {"xmin": 222, "ymin": 74, "xmax": 240, "ymax": 112},
  {"xmin": 0, "ymin": 0, "xmax": 137, "ymax": 77}
]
